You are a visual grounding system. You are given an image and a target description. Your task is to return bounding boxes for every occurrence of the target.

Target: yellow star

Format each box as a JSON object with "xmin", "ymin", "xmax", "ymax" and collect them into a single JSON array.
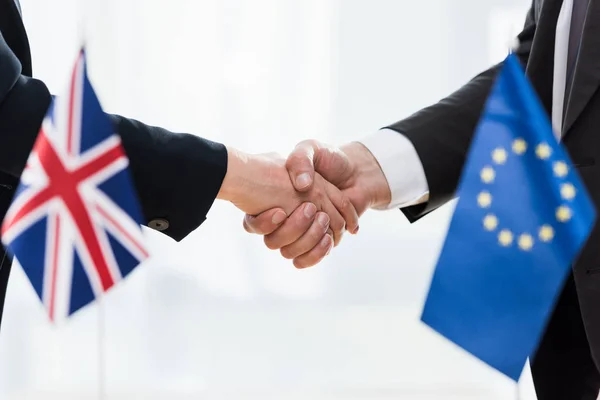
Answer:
[
  {"xmin": 556, "ymin": 205, "xmax": 572, "ymax": 222},
  {"xmin": 483, "ymin": 214, "xmax": 498, "ymax": 231},
  {"xmin": 539, "ymin": 225, "xmax": 554, "ymax": 242},
  {"xmin": 553, "ymin": 161, "xmax": 568, "ymax": 178},
  {"xmin": 480, "ymin": 166, "xmax": 495, "ymax": 183},
  {"xmin": 492, "ymin": 148, "xmax": 508, "ymax": 165},
  {"xmin": 512, "ymin": 138, "xmax": 527, "ymax": 155},
  {"xmin": 498, "ymin": 229, "xmax": 513, "ymax": 246},
  {"xmin": 535, "ymin": 143, "xmax": 552, "ymax": 159},
  {"xmin": 477, "ymin": 191, "xmax": 492, "ymax": 208},
  {"xmin": 518, "ymin": 233, "xmax": 534, "ymax": 251},
  {"xmin": 560, "ymin": 183, "xmax": 576, "ymax": 200}
]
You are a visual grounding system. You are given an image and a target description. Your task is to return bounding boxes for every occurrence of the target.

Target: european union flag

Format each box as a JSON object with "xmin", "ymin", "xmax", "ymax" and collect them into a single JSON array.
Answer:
[{"xmin": 421, "ymin": 54, "xmax": 596, "ymax": 381}]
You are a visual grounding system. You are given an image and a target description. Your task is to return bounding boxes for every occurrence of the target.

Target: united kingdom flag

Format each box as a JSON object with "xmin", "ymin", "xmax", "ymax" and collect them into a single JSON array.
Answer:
[{"xmin": 1, "ymin": 49, "xmax": 149, "ymax": 322}]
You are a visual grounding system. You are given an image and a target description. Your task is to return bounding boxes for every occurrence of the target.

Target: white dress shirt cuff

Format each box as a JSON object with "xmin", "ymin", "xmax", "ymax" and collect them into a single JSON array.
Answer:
[{"xmin": 359, "ymin": 129, "xmax": 430, "ymax": 210}]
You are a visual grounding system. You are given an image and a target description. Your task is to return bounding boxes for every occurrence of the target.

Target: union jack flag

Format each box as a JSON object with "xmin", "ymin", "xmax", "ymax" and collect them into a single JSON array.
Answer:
[{"xmin": 1, "ymin": 49, "xmax": 149, "ymax": 322}]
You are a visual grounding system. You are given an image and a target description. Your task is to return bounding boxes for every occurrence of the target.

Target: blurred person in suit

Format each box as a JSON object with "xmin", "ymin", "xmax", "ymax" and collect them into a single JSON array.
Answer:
[
  {"xmin": 247, "ymin": 0, "xmax": 600, "ymax": 399},
  {"xmin": 0, "ymin": 0, "xmax": 359, "ymax": 328}
]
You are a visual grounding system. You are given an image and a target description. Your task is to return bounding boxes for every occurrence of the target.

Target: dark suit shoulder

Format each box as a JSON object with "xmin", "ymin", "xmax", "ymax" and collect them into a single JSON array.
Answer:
[{"xmin": 0, "ymin": 0, "xmax": 31, "ymax": 76}]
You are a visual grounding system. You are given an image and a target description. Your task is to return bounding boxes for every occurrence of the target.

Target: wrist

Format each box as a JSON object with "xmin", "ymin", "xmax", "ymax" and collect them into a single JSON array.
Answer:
[
  {"xmin": 218, "ymin": 147, "xmax": 299, "ymax": 215},
  {"xmin": 218, "ymin": 146, "xmax": 251, "ymax": 204},
  {"xmin": 342, "ymin": 142, "xmax": 392, "ymax": 209}
]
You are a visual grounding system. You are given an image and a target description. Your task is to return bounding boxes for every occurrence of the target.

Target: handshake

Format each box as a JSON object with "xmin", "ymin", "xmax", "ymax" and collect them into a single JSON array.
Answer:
[{"xmin": 217, "ymin": 140, "xmax": 392, "ymax": 268}]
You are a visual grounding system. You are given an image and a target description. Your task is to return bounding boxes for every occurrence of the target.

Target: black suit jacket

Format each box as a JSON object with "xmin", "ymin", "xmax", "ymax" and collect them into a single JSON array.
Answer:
[
  {"xmin": 389, "ymin": 0, "xmax": 600, "ymax": 380},
  {"xmin": 0, "ymin": 0, "xmax": 227, "ymax": 325}
]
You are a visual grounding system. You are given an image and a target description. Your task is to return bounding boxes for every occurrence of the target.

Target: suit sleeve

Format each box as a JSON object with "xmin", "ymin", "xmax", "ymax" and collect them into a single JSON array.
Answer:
[
  {"xmin": 107, "ymin": 115, "xmax": 227, "ymax": 241},
  {"xmin": 386, "ymin": 4, "xmax": 537, "ymax": 222},
  {"xmin": 0, "ymin": 74, "xmax": 227, "ymax": 242}
]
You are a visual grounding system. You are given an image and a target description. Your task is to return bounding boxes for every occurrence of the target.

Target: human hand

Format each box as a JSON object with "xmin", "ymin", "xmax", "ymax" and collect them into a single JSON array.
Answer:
[
  {"xmin": 243, "ymin": 140, "xmax": 391, "ymax": 267},
  {"xmin": 242, "ymin": 204, "xmax": 338, "ymax": 268},
  {"xmin": 217, "ymin": 146, "xmax": 359, "ymax": 257},
  {"xmin": 284, "ymin": 140, "xmax": 392, "ymax": 213}
]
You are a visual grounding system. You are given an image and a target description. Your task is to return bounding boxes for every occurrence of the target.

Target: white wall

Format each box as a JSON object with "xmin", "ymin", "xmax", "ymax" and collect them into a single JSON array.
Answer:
[{"xmin": 1, "ymin": 0, "xmax": 535, "ymax": 399}]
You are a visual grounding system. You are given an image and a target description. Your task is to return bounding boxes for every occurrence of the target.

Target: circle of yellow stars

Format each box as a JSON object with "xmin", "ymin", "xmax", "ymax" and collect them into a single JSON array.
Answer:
[{"xmin": 477, "ymin": 139, "xmax": 575, "ymax": 251}]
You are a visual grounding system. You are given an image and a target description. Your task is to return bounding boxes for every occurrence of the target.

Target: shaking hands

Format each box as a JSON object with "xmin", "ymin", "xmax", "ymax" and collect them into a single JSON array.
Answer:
[{"xmin": 217, "ymin": 141, "xmax": 392, "ymax": 268}]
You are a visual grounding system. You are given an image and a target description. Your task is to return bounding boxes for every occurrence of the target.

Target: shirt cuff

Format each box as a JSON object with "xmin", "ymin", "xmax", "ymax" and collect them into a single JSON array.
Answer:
[{"xmin": 359, "ymin": 128, "xmax": 430, "ymax": 210}]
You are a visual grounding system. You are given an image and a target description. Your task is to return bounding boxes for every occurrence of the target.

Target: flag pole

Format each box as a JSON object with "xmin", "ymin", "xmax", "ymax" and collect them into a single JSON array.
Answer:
[
  {"xmin": 77, "ymin": 0, "xmax": 106, "ymax": 397},
  {"xmin": 98, "ymin": 294, "xmax": 106, "ymax": 400},
  {"xmin": 507, "ymin": 25, "xmax": 520, "ymax": 56}
]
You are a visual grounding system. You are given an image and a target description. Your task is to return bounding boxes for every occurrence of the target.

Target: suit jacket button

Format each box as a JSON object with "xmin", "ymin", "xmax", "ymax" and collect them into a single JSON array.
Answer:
[{"xmin": 149, "ymin": 218, "xmax": 169, "ymax": 231}]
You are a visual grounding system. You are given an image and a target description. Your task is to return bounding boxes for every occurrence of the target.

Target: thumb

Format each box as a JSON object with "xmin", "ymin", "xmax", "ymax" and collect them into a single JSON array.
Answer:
[
  {"xmin": 243, "ymin": 208, "xmax": 287, "ymax": 235},
  {"xmin": 286, "ymin": 140, "xmax": 320, "ymax": 192}
]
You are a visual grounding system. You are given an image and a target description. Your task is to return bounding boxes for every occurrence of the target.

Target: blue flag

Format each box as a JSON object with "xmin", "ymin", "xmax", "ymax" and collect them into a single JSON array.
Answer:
[{"xmin": 421, "ymin": 54, "xmax": 596, "ymax": 381}]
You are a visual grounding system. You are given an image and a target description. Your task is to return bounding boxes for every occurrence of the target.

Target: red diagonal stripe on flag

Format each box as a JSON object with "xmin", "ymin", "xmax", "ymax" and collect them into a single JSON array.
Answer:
[{"xmin": 3, "ymin": 131, "xmax": 126, "ymax": 291}]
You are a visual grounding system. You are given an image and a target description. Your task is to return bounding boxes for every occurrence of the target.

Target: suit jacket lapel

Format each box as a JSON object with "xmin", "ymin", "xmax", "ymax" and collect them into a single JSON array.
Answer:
[
  {"xmin": 563, "ymin": 0, "xmax": 600, "ymax": 133},
  {"xmin": 525, "ymin": 0, "xmax": 563, "ymax": 117}
]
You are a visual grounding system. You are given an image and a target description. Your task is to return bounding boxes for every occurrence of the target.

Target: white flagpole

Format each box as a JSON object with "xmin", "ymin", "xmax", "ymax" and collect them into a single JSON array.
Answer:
[
  {"xmin": 507, "ymin": 22, "xmax": 521, "ymax": 56},
  {"xmin": 76, "ymin": 0, "xmax": 106, "ymax": 396},
  {"xmin": 98, "ymin": 294, "xmax": 106, "ymax": 400}
]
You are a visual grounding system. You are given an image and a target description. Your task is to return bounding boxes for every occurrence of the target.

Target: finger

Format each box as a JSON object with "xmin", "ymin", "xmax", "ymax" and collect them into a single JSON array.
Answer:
[
  {"xmin": 319, "ymin": 196, "xmax": 346, "ymax": 247},
  {"xmin": 286, "ymin": 140, "xmax": 320, "ymax": 192},
  {"xmin": 243, "ymin": 208, "xmax": 287, "ymax": 235},
  {"xmin": 280, "ymin": 212, "xmax": 330, "ymax": 260},
  {"xmin": 324, "ymin": 183, "xmax": 359, "ymax": 235},
  {"xmin": 293, "ymin": 234, "xmax": 334, "ymax": 269},
  {"xmin": 263, "ymin": 203, "xmax": 317, "ymax": 250}
]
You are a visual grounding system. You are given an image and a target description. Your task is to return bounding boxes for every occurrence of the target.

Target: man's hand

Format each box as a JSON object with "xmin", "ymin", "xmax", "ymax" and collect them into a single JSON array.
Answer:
[
  {"xmin": 217, "ymin": 146, "xmax": 359, "ymax": 264},
  {"xmin": 244, "ymin": 140, "xmax": 392, "ymax": 267},
  {"xmin": 243, "ymin": 204, "xmax": 336, "ymax": 268},
  {"xmin": 285, "ymin": 140, "xmax": 392, "ymax": 213}
]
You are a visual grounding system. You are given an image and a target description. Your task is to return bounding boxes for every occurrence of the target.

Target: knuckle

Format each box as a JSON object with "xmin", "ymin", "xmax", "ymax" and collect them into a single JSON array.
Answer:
[
  {"xmin": 341, "ymin": 196, "xmax": 353, "ymax": 212},
  {"xmin": 329, "ymin": 216, "xmax": 345, "ymax": 233},
  {"xmin": 264, "ymin": 236, "xmax": 281, "ymax": 250},
  {"xmin": 287, "ymin": 152, "xmax": 308, "ymax": 168},
  {"xmin": 305, "ymin": 255, "xmax": 322, "ymax": 269},
  {"xmin": 280, "ymin": 247, "xmax": 295, "ymax": 260},
  {"xmin": 312, "ymin": 187, "xmax": 324, "ymax": 200},
  {"xmin": 249, "ymin": 222, "xmax": 264, "ymax": 234},
  {"xmin": 294, "ymin": 258, "xmax": 312, "ymax": 269},
  {"xmin": 309, "ymin": 226, "xmax": 325, "ymax": 242},
  {"xmin": 293, "ymin": 212, "xmax": 311, "ymax": 229}
]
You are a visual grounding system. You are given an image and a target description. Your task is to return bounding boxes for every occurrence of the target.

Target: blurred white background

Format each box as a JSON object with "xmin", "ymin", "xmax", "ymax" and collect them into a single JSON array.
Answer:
[{"xmin": 0, "ymin": 0, "xmax": 537, "ymax": 399}]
